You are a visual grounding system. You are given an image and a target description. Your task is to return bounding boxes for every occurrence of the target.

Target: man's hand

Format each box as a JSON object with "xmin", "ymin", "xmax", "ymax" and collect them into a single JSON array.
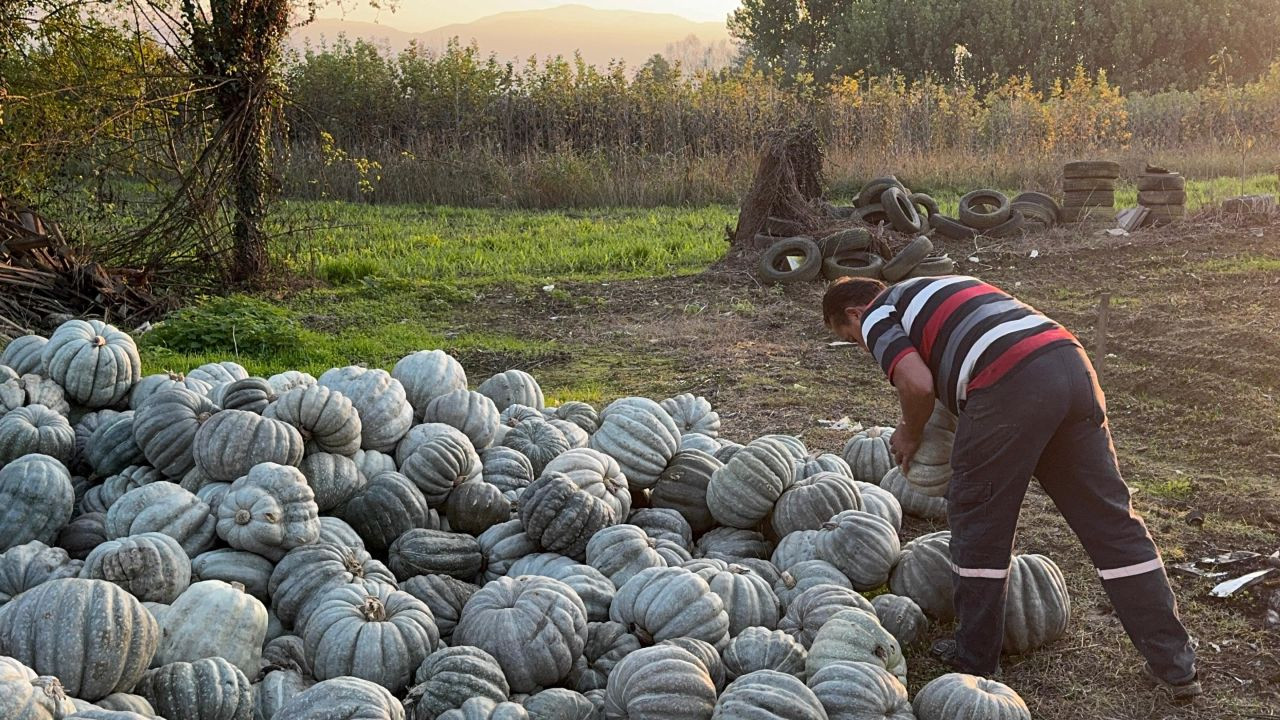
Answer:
[{"xmin": 891, "ymin": 420, "xmax": 922, "ymax": 473}]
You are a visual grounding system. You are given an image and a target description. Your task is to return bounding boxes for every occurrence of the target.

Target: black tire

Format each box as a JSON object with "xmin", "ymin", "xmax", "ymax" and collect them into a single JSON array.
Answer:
[
  {"xmin": 1011, "ymin": 192, "xmax": 1061, "ymax": 223},
  {"xmin": 1137, "ymin": 190, "xmax": 1187, "ymax": 205},
  {"xmin": 758, "ymin": 237, "xmax": 822, "ymax": 285},
  {"xmin": 958, "ymin": 189, "xmax": 1012, "ymax": 230},
  {"xmin": 882, "ymin": 187, "xmax": 925, "ymax": 234},
  {"xmin": 1136, "ymin": 174, "xmax": 1186, "ymax": 191},
  {"xmin": 822, "ymin": 251, "xmax": 885, "ymax": 280},
  {"xmin": 765, "ymin": 216, "xmax": 805, "ymax": 236},
  {"xmin": 1063, "ymin": 190, "xmax": 1115, "ymax": 207},
  {"xmin": 1063, "ymin": 160, "xmax": 1120, "ymax": 179},
  {"xmin": 1063, "ymin": 177, "xmax": 1116, "ymax": 192},
  {"xmin": 1060, "ymin": 205, "xmax": 1114, "ymax": 223},
  {"xmin": 1012, "ymin": 201, "xmax": 1057, "ymax": 228},
  {"xmin": 855, "ymin": 203, "xmax": 891, "ymax": 226},
  {"xmin": 906, "ymin": 255, "xmax": 956, "ymax": 278},
  {"xmin": 818, "ymin": 228, "xmax": 872, "ymax": 258},
  {"xmin": 910, "ymin": 192, "xmax": 940, "ymax": 218},
  {"xmin": 931, "ymin": 214, "xmax": 978, "ymax": 240},
  {"xmin": 982, "ymin": 209, "xmax": 1027, "ymax": 238},
  {"xmin": 830, "ymin": 205, "xmax": 858, "ymax": 220},
  {"xmin": 854, "ymin": 176, "xmax": 905, "ymax": 208},
  {"xmin": 881, "ymin": 236, "xmax": 934, "ymax": 283}
]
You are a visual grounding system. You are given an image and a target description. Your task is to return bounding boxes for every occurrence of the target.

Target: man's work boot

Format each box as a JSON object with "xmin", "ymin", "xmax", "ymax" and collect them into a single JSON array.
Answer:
[
  {"xmin": 1142, "ymin": 663, "xmax": 1202, "ymax": 703},
  {"xmin": 929, "ymin": 638, "xmax": 1002, "ymax": 679}
]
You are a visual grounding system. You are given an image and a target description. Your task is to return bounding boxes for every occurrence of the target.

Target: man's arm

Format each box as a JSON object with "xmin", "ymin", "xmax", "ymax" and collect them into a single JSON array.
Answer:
[{"xmin": 890, "ymin": 350, "xmax": 935, "ymax": 472}]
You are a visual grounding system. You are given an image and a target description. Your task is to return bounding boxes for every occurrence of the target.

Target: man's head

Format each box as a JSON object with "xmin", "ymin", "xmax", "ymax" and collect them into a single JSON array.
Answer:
[{"xmin": 822, "ymin": 277, "xmax": 887, "ymax": 346}]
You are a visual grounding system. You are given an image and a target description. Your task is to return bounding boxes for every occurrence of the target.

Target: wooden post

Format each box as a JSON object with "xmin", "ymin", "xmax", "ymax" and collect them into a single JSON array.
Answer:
[{"xmin": 1095, "ymin": 293, "xmax": 1111, "ymax": 378}]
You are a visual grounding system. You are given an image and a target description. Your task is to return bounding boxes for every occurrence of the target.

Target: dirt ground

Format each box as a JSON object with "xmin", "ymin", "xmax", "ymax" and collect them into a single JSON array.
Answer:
[{"xmin": 455, "ymin": 218, "xmax": 1280, "ymax": 719}]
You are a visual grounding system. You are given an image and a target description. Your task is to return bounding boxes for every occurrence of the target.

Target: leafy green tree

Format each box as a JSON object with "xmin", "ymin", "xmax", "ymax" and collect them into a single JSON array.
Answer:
[{"xmin": 729, "ymin": 0, "xmax": 846, "ymax": 84}]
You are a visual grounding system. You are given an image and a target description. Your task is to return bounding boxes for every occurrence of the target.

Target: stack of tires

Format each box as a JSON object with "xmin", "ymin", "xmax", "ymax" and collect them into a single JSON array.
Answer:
[
  {"xmin": 852, "ymin": 176, "xmax": 935, "ymax": 235},
  {"xmin": 932, "ymin": 190, "xmax": 1061, "ymax": 240},
  {"xmin": 758, "ymin": 231, "xmax": 955, "ymax": 285},
  {"xmin": 1060, "ymin": 161, "xmax": 1120, "ymax": 224},
  {"xmin": 1137, "ymin": 170, "xmax": 1187, "ymax": 226}
]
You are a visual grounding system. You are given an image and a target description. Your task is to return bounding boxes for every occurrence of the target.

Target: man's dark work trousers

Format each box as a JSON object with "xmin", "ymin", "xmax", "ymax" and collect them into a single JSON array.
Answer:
[{"xmin": 947, "ymin": 343, "xmax": 1197, "ymax": 683}]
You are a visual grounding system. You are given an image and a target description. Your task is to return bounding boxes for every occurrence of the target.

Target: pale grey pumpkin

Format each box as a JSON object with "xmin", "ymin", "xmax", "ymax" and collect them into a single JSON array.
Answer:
[
  {"xmin": 518, "ymin": 471, "xmax": 616, "ymax": 560},
  {"xmin": 424, "ymin": 389, "xmax": 499, "ymax": 450},
  {"xmin": 392, "ymin": 350, "xmax": 468, "ymax": 420},
  {"xmin": 588, "ymin": 397, "xmax": 679, "ymax": 490},
  {"xmin": 129, "ymin": 372, "xmax": 212, "ymax": 411},
  {"xmin": 912, "ymin": 673, "xmax": 1030, "ymax": 720},
  {"xmin": 193, "ymin": 410, "xmax": 304, "ymax": 484},
  {"xmin": 404, "ymin": 645, "xmax": 508, "ymax": 720},
  {"xmin": 722, "ymin": 627, "xmax": 808, "ymax": 681},
  {"xmin": 1002, "ymin": 554, "xmax": 1071, "ymax": 654},
  {"xmin": 260, "ymin": 634, "xmax": 310, "ymax": 676},
  {"xmin": 841, "ymin": 427, "xmax": 895, "ymax": 484},
  {"xmin": 94, "ymin": 693, "xmax": 157, "ymax": 715},
  {"xmin": 807, "ymin": 608, "xmax": 906, "ymax": 683},
  {"xmin": 476, "ymin": 369, "xmax": 544, "ymax": 412},
  {"xmin": 853, "ymin": 481, "xmax": 903, "ymax": 532},
  {"xmin": 627, "ymin": 507, "xmax": 692, "ymax": 549},
  {"xmin": 736, "ymin": 558, "xmax": 783, "ymax": 586},
  {"xmin": 902, "ymin": 402, "xmax": 957, "ymax": 498},
  {"xmin": 548, "ymin": 418, "xmax": 590, "ymax": 449},
  {"xmin": 522, "ymin": 688, "xmax": 595, "ymax": 720},
  {"xmin": 507, "ymin": 552, "xmax": 615, "ymax": 622},
  {"xmin": 217, "ymin": 377, "xmax": 276, "ymax": 414},
  {"xmin": 352, "ymin": 448, "xmax": 397, "ymax": 481},
  {"xmin": 41, "ymin": 320, "xmax": 141, "ymax": 408},
  {"xmin": 297, "ymin": 452, "xmax": 366, "ymax": 512},
  {"xmin": 0, "ymin": 405, "xmax": 74, "ymax": 466},
  {"xmin": 546, "ymin": 401, "xmax": 600, "ymax": 435},
  {"xmin": 0, "ymin": 335, "xmax": 48, "ymax": 375},
  {"xmin": 0, "ymin": 372, "xmax": 69, "ymax": 415},
  {"xmin": 388, "ymin": 528, "xmax": 483, "ymax": 581},
  {"xmin": 105, "ymin": 482, "xmax": 216, "ymax": 557},
  {"xmin": 81, "ymin": 532, "xmax": 191, "ymax": 603},
  {"xmin": 679, "ymin": 432, "xmax": 721, "ymax": 454},
  {"xmin": 773, "ymin": 560, "xmax": 851, "ymax": 611},
  {"xmin": 155, "ymin": 579, "xmax": 268, "ymax": 676},
  {"xmin": 682, "ymin": 559, "xmax": 781, "ymax": 636},
  {"xmin": 398, "ymin": 423, "xmax": 482, "ymax": 506},
  {"xmin": 697, "ymin": 527, "xmax": 773, "ymax": 563},
  {"xmin": 267, "ymin": 370, "xmax": 317, "ymax": 395},
  {"xmin": 84, "ymin": 411, "xmax": 145, "ymax": 477},
  {"xmin": 772, "ymin": 471, "xmax": 862, "ymax": 537},
  {"xmin": 543, "ymin": 447, "xmax": 632, "ymax": 519},
  {"xmin": 714, "ymin": 441, "xmax": 744, "ymax": 463},
  {"xmin": 650, "ymin": 449, "xmax": 721, "ymax": 534},
  {"xmin": 253, "ymin": 669, "xmax": 312, "ymax": 720},
  {"xmin": 888, "ymin": 531, "xmax": 953, "ymax": 620},
  {"xmin": 136, "ymin": 657, "xmax": 253, "ymax": 720},
  {"xmin": 807, "ymin": 661, "xmax": 914, "ymax": 720},
  {"xmin": 267, "ymin": 542, "xmax": 397, "ymax": 631},
  {"xmin": 132, "ymin": 388, "xmax": 217, "ymax": 478},
  {"xmin": 603, "ymin": 645, "xmax": 716, "ymax": 720},
  {"xmin": 264, "ymin": 384, "xmax": 362, "ymax": 456},
  {"xmin": 566, "ymin": 621, "xmax": 641, "ymax": 692},
  {"xmin": 795, "ymin": 452, "xmax": 853, "ymax": 481},
  {"xmin": 476, "ymin": 519, "xmax": 538, "ymax": 582},
  {"xmin": 317, "ymin": 366, "xmax": 413, "ymax": 452},
  {"xmin": 0, "ymin": 453, "xmax": 74, "ymax": 550},
  {"xmin": 814, "ymin": 510, "xmax": 901, "ymax": 591},
  {"xmin": 499, "ymin": 404, "xmax": 542, "ymax": 427},
  {"xmin": 0, "ymin": 578, "xmax": 159, "ymax": 701},
  {"xmin": 437, "ymin": 697, "xmax": 529, "ymax": 720},
  {"xmin": 190, "ymin": 549, "xmax": 274, "ymax": 602},
  {"xmin": 303, "ymin": 583, "xmax": 439, "ymax": 694},
  {"xmin": 609, "ymin": 565, "xmax": 728, "ymax": 647},
  {"xmin": 586, "ymin": 524, "xmax": 666, "ymax": 589},
  {"xmin": 707, "ymin": 437, "xmax": 796, "ymax": 529},
  {"xmin": 502, "ymin": 417, "xmax": 569, "ymax": 475},
  {"xmin": 0, "ymin": 672, "xmax": 79, "ymax": 720},
  {"xmin": 779, "ymin": 584, "xmax": 875, "ymax": 648},
  {"xmin": 274, "ymin": 676, "xmax": 405, "ymax": 720},
  {"xmin": 879, "ymin": 468, "xmax": 946, "ymax": 520},
  {"xmin": 713, "ymin": 669, "xmax": 827, "ymax": 719},
  {"xmin": 337, "ymin": 471, "xmax": 437, "ymax": 554},
  {"xmin": 660, "ymin": 393, "xmax": 721, "ymax": 437},
  {"xmin": 187, "ymin": 361, "xmax": 248, "ymax": 386},
  {"xmin": 453, "ymin": 575, "xmax": 588, "ymax": 693},
  {"xmin": 215, "ymin": 463, "xmax": 320, "ymax": 561},
  {"xmin": 771, "ymin": 529, "xmax": 821, "ymax": 570},
  {"xmin": 871, "ymin": 593, "xmax": 929, "ymax": 649},
  {"xmin": 479, "ymin": 446, "xmax": 534, "ymax": 502},
  {"xmin": 317, "ymin": 515, "xmax": 365, "ymax": 551},
  {"xmin": 400, "ymin": 574, "xmax": 477, "ymax": 641},
  {"xmin": 0, "ymin": 541, "xmax": 83, "ymax": 606}
]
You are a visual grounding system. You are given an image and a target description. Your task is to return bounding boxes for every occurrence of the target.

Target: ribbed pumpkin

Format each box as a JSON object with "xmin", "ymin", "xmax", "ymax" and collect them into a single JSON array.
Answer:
[
  {"xmin": 253, "ymin": 668, "xmax": 313, "ymax": 720},
  {"xmin": 779, "ymin": 584, "xmax": 875, "ymax": 648},
  {"xmin": 548, "ymin": 418, "xmax": 590, "ymax": 449},
  {"xmin": 388, "ymin": 528, "xmax": 483, "ymax": 581},
  {"xmin": 1003, "ymin": 554, "xmax": 1071, "ymax": 654},
  {"xmin": 879, "ymin": 468, "xmax": 947, "ymax": 520},
  {"xmin": 435, "ymin": 697, "xmax": 529, "ymax": 719},
  {"xmin": 297, "ymin": 452, "xmax": 366, "ymax": 512},
  {"xmin": 392, "ymin": 350, "xmax": 468, "ymax": 420},
  {"xmin": 659, "ymin": 636, "xmax": 727, "ymax": 694},
  {"xmin": 500, "ymin": 404, "xmax": 542, "ymax": 427},
  {"xmin": 476, "ymin": 369, "xmax": 544, "ymax": 411},
  {"xmin": 502, "ymin": 418, "xmax": 570, "ymax": 474},
  {"xmin": 443, "ymin": 480, "xmax": 512, "ymax": 534},
  {"xmin": 476, "ymin": 519, "xmax": 539, "ymax": 582},
  {"xmin": 888, "ymin": 531, "xmax": 954, "ymax": 620},
  {"xmin": 588, "ymin": 397, "xmax": 680, "ymax": 490},
  {"xmin": 902, "ymin": 403, "xmax": 957, "ymax": 498},
  {"xmin": 650, "ymin": 449, "xmax": 721, "ymax": 534},
  {"xmin": 187, "ymin": 361, "xmax": 248, "ymax": 386},
  {"xmin": 660, "ymin": 393, "xmax": 721, "ymax": 437},
  {"xmin": 697, "ymin": 527, "xmax": 772, "ymax": 563},
  {"xmin": 0, "ymin": 672, "xmax": 79, "ymax": 720},
  {"xmin": 155, "ymin": 580, "xmax": 267, "ymax": 676},
  {"xmin": 217, "ymin": 377, "xmax": 276, "ymax": 414},
  {"xmin": 853, "ymin": 481, "xmax": 903, "ymax": 532},
  {"xmin": 0, "ymin": 453, "xmax": 74, "ymax": 550},
  {"xmin": 41, "ymin": 319, "xmax": 140, "ymax": 408},
  {"xmin": 807, "ymin": 608, "xmax": 906, "ymax": 682},
  {"xmin": 912, "ymin": 673, "xmax": 1030, "ymax": 720},
  {"xmin": 0, "ymin": 541, "xmax": 83, "ymax": 606},
  {"xmin": 263, "ymin": 384, "xmax": 362, "ymax": 456},
  {"xmin": 193, "ymin": 410, "xmax": 303, "ymax": 484},
  {"xmin": 317, "ymin": 516, "xmax": 364, "ymax": 551},
  {"xmin": 400, "ymin": 574, "xmax": 477, "ymax": 641},
  {"xmin": 815, "ymin": 510, "xmax": 901, "ymax": 591},
  {"xmin": 317, "ymin": 366, "xmax": 413, "ymax": 452},
  {"xmin": 722, "ymin": 627, "xmax": 807, "ymax": 681},
  {"xmin": 543, "ymin": 447, "xmax": 632, "ymax": 520},
  {"xmin": 736, "ymin": 557, "xmax": 782, "ymax": 585},
  {"xmin": 0, "ymin": 405, "xmax": 74, "ymax": 466},
  {"xmin": 546, "ymin": 401, "xmax": 600, "ymax": 434},
  {"xmin": 479, "ymin": 445, "xmax": 534, "ymax": 500},
  {"xmin": 399, "ymin": 423, "xmax": 482, "ymax": 506},
  {"xmin": 453, "ymin": 575, "xmax": 588, "ymax": 693},
  {"xmin": 507, "ymin": 552, "xmax": 615, "ymax": 622},
  {"xmin": 772, "ymin": 471, "xmax": 862, "ymax": 537},
  {"xmin": 586, "ymin": 524, "xmax": 666, "ymax": 589},
  {"xmin": 522, "ymin": 688, "xmax": 596, "ymax": 720},
  {"xmin": 274, "ymin": 676, "xmax": 405, "ymax": 720},
  {"xmin": 567, "ymin": 621, "xmax": 641, "ymax": 692},
  {"xmin": 424, "ymin": 389, "xmax": 499, "ymax": 450},
  {"xmin": 83, "ymin": 410, "xmax": 145, "ymax": 477},
  {"xmin": 94, "ymin": 693, "xmax": 158, "ymax": 715},
  {"xmin": 136, "ymin": 657, "xmax": 253, "ymax": 720},
  {"xmin": 0, "ymin": 578, "xmax": 158, "ymax": 701},
  {"xmin": 337, "ymin": 470, "xmax": 437, "ymax": 554},
  {"xmin": 81, "ymin": 532, "xmax": 190, "ymax": 603},
  {"xmin": 129, "ymin": 371, "xmax": 211, "ymax": 411},
  {"xmin": 106, "ymin": 482, "xmax": 215, "ymax": 556},
  {"xmin": 132, "ymin": 387, "xmax": 216, "ymax": 478},
  {"xmin": 1, "ymin": 372, "xmax": 70, "ymax": 415},
  {"xmin": 267, "ymin": 542, "xmax": 397, "ymax": 631},
  {"xmin": 794, "ymin": 452, "xmax": 853, "ymax": 481},
  {"xmin": 772, "ymin": 560, "xmax": 851, "ymax": 611},
  {"xmin": 74, "ymin": 410, "xmax": 119, "ymax": 466},
  {"xmin": 266, "ymin": 370, "xmax": 316, "ymax": 395},
  {"xmin": 807, "ymin": 661, "xmax": 914, "ymax": 720},
  {"xmin": 519, "ymin": 471, "xmax": 616, "ymax": 560},
  {"xmin": 771, "ymin": 529, "xmax": 820, "ymax": 570},
  {"xmin": 303, "ymin": 583, "xmax": 439, "ymax": 693},
  {"xmin": 80, "ymin": 465, "xmax": 162, "ymax": 515},
  {"xmin": 352, "ymin": 448, "xmax": 397, "ymax": 481},
  {"xmin": 713, "ymin": 669, "xmax": 827, "ymax": 719},
  {"xmin": 707, "ymin": 437, "xmax": 795, "ymax": 529},
  {"xmin": 628, "ymin": 508, "xmax": 692, "ymax": 549},
  {"xmin": 679, "ymin": 432, "xmax": 721, "ymax": 454},
  {"xmin": 610, "ymin": 565, "xmax": 728, "ymax": 647},
  {"xmin": 190, "ymin": 549, "xmax": 274, "ymax": 602},
  {"xmin": 214, "ymin": 463, "xmax": 320, "ymax": 561},
  {"xmin": 404, "ymin": 645, "xmax": 509, "ymax": 720},
  {"xmin": 0, "ymin": 334, "xmax": 48, "ymax": 375},
  {"xmin": 603, "ymin": 644, "xmax": 716, "ymax": 720},
  {"xmin": 840, "ymin": 427, "xmax": 895, "ymax": 484},
  {"xmin": 56, "ymin": 512, "xmax": 109, "ymax": 560},
  {"xmin": 682, "ymin": 559, "xmax": 780, "ymax": 636}
]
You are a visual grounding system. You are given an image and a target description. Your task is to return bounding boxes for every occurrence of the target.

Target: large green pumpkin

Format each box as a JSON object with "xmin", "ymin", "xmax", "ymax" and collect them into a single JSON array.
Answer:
[
  {"xmin": 0, "ymin": 405, "xmax": 74, "ymax": 467},
  {"xmin": 779, "ymin": 584, "xmax": 874, "ymax": 649},
  {"xmin": 214, "ymin": 463, "xmax": 320, "ymax": 561},
  {"xmin": 807, "ymin": 660, "xmax": 913, "ymax": 720},
  {"xmin": 399, "ymin": 573, "xmax": 477, "ymax": 641},
  {"xmin": 476, "ymin": 519, "xmax": 539, "ymax": 582},
  {"xmin": 0, "ymin": 541, "xmax": 83, "ymax": 606},
  {"xmin": 132, "ymin": 388, "xmax": 217, "ymax": 478},
  {"xmin": 193, "ymin": 410, "xmax": 303, "ymax": 484},
  {"xmin": 879, "ymin": 468, "xmax": 947, "ymax": 520},
  {"xmin": 721, "ymin": 627, "xmax": 807, "ymax": 681},
  {"xmin": 870, "ymin": 593, "xmax": 930, "ymax": 649},
  {"xmin": 610, "ymin": 565, "xmax": 728, "ymax": 647},
  {"xmin": 155, "ymin": 580, "xmax": 267, "ymax": 676},
  {"xmin": 267, "ymin": 542, "xmax": 397, "ymax": 631},
  {"xmin": 697, "ymin": 527, "xmax": 772, "ymax": 563},
  {"xmin": 522, "ymin": 688, "xmax": 596, "ymax": 720},
  {"xmin": 398, "ymin": 423, "xmax": 482, "ymax": 507},
  {"xmin": 186, "ymin": 361, "xmax": 248, "ymax": 386},
  {"xmin": 424, "ymin": 389, "xmax": 500, "ymax": 449},
  {"xmin": 317, "ymin": 366, "xmax": 413, "ymax": 452},
  {"xmin": 105, "ymin": 482, "xmax": 216, "ymax": 557},
  {"xmin": 912, "ymin": 673, "xmax": 1030, "ymax": 720},
  {"xmin": 650, "ymin": 449, "xmax": 721, "ymax": 535},
  {"xmin": 476, "ymin": 369, "xmax": 544, "ymax": 412},
  {"xmin": 136, "ymin": 657, "xmax": 253, "ymax": 720},
  {"xmin": 502, "ymin": 417, "xmax": 570, "ymax": 475},
  {"xmin": 274, "ymin": 676, "xmax": 405, "ymax": 720},
  {"xmin": 129, "ymin": 371, "xmax": 211, "ymax": 411},
  {"xmin": 588, "ymin": 397, "xmax": 680, "ymax": 490},
  {"xmin": 0, "ymin": 454, "xmax": 74, "ymax": 550},
  {"xmin": 840, "ymin": 427, "xmax": 895, "ymax": 484},
  {"xmin": 216, "ymin": 377, "xmax": 276, "ymax": 414},
  {"xmin": 518, "ymin": 471, "xmax": 616, "ymax": 560},
  {"xmin": 388, "ymin": 528, "xmax": 483, "ymax": 581},
  {"xmin": 586, "ymin": 524, "xmax": 665, "ymax": 589},
  {"xmin": 543, "ymin": 447, "xmax": 633, "ymax": 520},
  {"xmin": 603, "ymin": 645, "xmax": 716, "ymax": 720},
  {"xmin": 772, "ymin": 560, "xmax": 850, "ymax": 611},
  {"xmin": 815, "ymin": 510, "xmax": 901, "ymax": 591},
  {"xmin": 681, "ymin": 559, "xmax": 780, "ymax": 636},
  {"xmin": 404, "ymin": 645, "xmax": 509, "ymax": 720},
  {"xmin": 81, "ymin": 532, "xmax": 191, "ymax": 604},
  {"xmin": 444, "ymin": 480, "xmax": 511, "ymax": 535},
  {"xmin": 507, "ymin": 552, "xmax": 615, "ymax": 622},
  {"xmin": 707, "ymin": 437, "xmax": 796, "ymax": 529},
  {"xmin": 392, "ymin": 349, "xmax": 468, "ymax": 421},
  {"xmin": 84, "ymin": 411, "xmax": 145, "ymax": 477},
  {"xmin": 806, "ymin": 607, "xmax": 906, "ymax": 683},
  {"xmin": 0, "ymin": 578, "xmax": 158, "ymax": 701},
  {"xmin": 336, "ymin": 470, "xmax": 437, "ymax": 554},
  {"xmin": 888, "ymin": 531, "xmax": 954, "ymax": 621},
  {"xmin": 1003, "ymin": 553, "xmax": 1071, "ymax": 654},
  {"xmin": 297, "ymin": 452, "xmax": 366, "ymax": 512},
  {"xmin": 0, "ymin": 335, "xmax": 48, "ymax": 375},
  {"xmin": 852, "ymin": 481, "xmax": 902, "ymax": 532},
  {"xmin": 545, "ymin": 401, "xmax": 600, "ymax": 435},
  {"xmin": 190, "ymin": 548, "xmax": 274, "ymax": 602},
  {"xmin": 264, "ymin": 384, "xmax": 363, "ymax": 457},
  {"xmin": 41, "ymin": 319, "xmax": 140, "ymax": 408},
  {"xmin": 303, "ymin": 583, "xmax": 439, "ymax": 694},
  {"xmin": 712, "ymin": 669, "xmax": 827, "ymax": 719},
  {"xmin": 567, "ymin": 620, "xmax": 641, "ymax": 692},
  {"xmin": 772, "ymin": 470, "xmax": 862, "ymax": 537},
  {"xmin": 660, "ymin": 393, "xmax": 721, "ymax": 437}
]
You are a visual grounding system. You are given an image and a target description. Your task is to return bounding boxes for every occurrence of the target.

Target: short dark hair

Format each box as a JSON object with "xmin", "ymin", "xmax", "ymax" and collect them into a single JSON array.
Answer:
[{"xmin": 822, "ymin": 277, "xmax": 887, "ymax": 327}]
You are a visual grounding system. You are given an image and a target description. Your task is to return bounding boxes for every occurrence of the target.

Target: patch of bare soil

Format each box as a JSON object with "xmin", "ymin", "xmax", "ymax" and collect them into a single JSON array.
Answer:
[{"xmin": 479, "ymin": 220, "xmax": 1280, "ymax": 719}]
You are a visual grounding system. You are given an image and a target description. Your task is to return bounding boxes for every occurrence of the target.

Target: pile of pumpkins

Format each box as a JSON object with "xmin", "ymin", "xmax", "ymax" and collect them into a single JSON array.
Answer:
[{"xmin": 0, "ymin": 319, "xmax": 1072, "ymax": 720}]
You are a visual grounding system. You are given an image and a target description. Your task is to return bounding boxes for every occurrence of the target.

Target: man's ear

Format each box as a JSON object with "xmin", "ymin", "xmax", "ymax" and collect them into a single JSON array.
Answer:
[{"xmin": 843, "ymin": 305, "xmax": 863, "ymax": 327}]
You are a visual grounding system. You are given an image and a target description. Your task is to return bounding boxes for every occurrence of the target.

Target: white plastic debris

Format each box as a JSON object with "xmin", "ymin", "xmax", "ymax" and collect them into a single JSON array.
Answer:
[
  {"xmin": 818, "ymin": 417, "xmax": 864, "ymax": 432},
  {"xmin": 1029, "ymin": 250, "xmax": 1040, "ymax": 258},
  {"xmin": 542, "ymin": 284, "xmax": 555, "ymax": 292},
  {"xmin": 967, "ymin": 256, "xmax": 980, "ymax": 263}
]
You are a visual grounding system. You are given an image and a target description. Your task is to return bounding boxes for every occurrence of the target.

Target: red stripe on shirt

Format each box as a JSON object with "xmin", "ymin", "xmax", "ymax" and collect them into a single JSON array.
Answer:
[
  {"xmin": 967, "ymin": 327, "xmax": 1078, "ymax": 393},
  {"xmin": 920, "ymin": 285, "xmax": 1001, "ymax": 362},
  {"xmin": 885, "ymin": 347, "xmax": 917, "ymax": 382}
]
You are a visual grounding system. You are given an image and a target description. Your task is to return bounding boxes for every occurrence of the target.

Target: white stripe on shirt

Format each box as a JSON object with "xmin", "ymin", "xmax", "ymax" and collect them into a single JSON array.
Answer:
[
  {"xmin": 955, "ymin": 315, "xmax": 1053, "ymax": 401},
  {"xmin": 902, "ymin": 276, "xmax": 971, "ymax": 334},
  {"xmin": 860, "ymin": 305, "xmax": 894, "ymax": 347}
]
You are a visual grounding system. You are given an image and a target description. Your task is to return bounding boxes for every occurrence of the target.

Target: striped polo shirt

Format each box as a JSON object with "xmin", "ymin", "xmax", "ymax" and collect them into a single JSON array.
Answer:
[{"xmin": 861, "ymin": 276, "xmax": 1079, "ymax": 413}]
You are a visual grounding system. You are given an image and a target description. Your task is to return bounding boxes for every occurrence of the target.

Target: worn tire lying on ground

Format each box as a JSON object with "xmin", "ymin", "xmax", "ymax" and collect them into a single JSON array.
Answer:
[
  {"xmin": 758, "ymin": 237, "xmax": 823, "ymax": 285},
  {"xmin": 822, "ymin": 251, "xmax": 885, "ymax": 281},
  {"xmin": 881, "ymin": 187, "xmax": 926, "ymax": 234},
  {"xmin": 855, "ymin": 204, "xmax": 891, "ymax": 226},
  {"xmin": 906, "ymin": 256, "xmax": 956, "ymax": 278},
  {"xmin": 909, "ymin": 193, "xmax": 940, "ymax": 219},
  {"xmin": 930, "ymin": 214, "xmax": 978, "ymax": 240},
  {"xmin": 983, "ymin": 210, "xmax": 1027, "ymax": 239},
  {"xmin": 881, "ymin": 236, "xmax": 934, "ymax": 283},
  {"xmin": 817, "ymin": 228, "xmax": 872, "ymax": 259},
  {"xmin": 855, "ymin": 176, "xmax": 905, "ymax": 207},
  {"xmin": 958, "ymin": 190, "xmax": 1012, "ymax": 230}
]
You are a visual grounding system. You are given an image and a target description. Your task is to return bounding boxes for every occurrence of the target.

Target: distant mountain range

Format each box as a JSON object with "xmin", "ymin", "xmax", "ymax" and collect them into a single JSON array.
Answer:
[{"xmin": 291, "ymin": 4, "xmax": 736, "ymax": 70}]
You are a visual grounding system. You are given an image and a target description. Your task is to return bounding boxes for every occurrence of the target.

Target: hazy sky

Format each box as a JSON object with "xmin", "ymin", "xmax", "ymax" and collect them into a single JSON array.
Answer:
[{"xmin": 319, "ymin": 1, "xmax": 743, "ymax": 29}]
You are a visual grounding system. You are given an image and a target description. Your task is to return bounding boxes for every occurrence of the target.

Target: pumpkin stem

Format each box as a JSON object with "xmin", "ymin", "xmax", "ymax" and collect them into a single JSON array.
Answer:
[
  {"xmin": 360, "ymin": 596, "xmax": 387, "ymax": 621},
  {"xmin": 634, "ymin": 626, "xmax": 653, "ymax": 645},
  {"xmin": 781, "ymin": 572, "xmax": 796, "ymax": 589},
  {"xmin": 821, "ymin": 521, "xmax": 837, "ymax": 531},
  {"xmin": 343, "ymin": 552, "xmax": 365, "ymax": 577},
  {"xmin": 230, "ymin": 581, "xmax": 246, "ymax": 593},
  {"xmin": 234, "ymin": 508, "xmax": 252, "ymax": 525},
  {"xmin": 91, "ymin": 335, "xmax": 107, "ymax": 347}
]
